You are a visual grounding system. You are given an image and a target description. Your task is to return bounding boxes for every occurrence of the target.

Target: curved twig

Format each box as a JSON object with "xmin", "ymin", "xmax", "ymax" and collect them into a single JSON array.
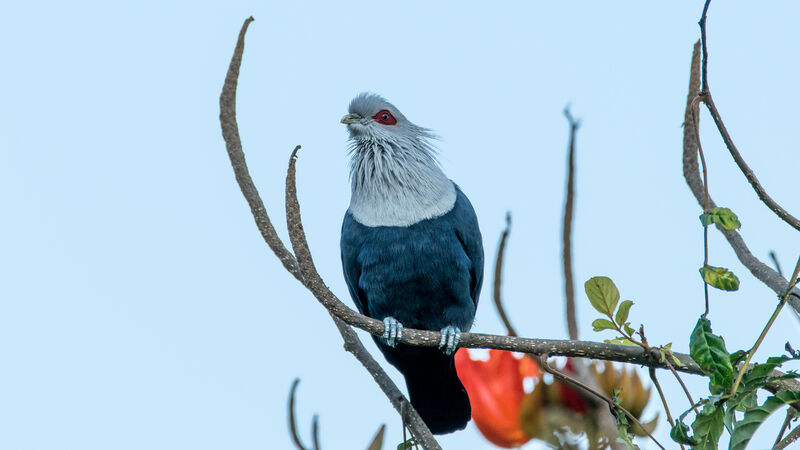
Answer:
[
  {"xmin": 563, "ymin": 106, "xmax": 580, "ymax": 340},
  {"xmin": 288, "ymin": 379, "xmax": 310, "ymax": 450},
  {"xmin": 492, "ymin": 213, "xmax": 518, "ymax": 337}
]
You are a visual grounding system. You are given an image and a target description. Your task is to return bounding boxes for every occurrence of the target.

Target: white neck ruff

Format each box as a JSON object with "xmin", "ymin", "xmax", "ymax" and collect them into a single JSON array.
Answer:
[{"xmin": 348, "ymin": 140, "xmax": 456, "ymax": 227}]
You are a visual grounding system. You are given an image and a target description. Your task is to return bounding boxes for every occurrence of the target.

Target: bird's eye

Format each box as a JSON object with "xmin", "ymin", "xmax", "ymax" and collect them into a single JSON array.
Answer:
[{"xmin": 373, "ymin": 109, "xmax": 397, "ymax": 125}]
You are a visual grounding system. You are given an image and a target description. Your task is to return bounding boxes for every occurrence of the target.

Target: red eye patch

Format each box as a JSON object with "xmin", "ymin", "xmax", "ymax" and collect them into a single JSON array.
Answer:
[{"xmin": 373, "ymin": 109, "xmax": 397, "ymax": 125}]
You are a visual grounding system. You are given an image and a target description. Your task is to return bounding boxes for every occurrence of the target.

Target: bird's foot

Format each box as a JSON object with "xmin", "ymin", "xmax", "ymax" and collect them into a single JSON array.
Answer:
[
  {"xmin": 438, "ymin": 325, "xmax": 461, "ymax": 356},
  {"xmin": 382, "ymin": 316, "xmax": 403, "ymax": 347}
]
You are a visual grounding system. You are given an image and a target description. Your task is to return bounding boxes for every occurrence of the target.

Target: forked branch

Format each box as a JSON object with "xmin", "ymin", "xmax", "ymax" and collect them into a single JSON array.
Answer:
[{"xmin": 218, "ymin": 17, "xmax": 440, "ymax": 449}]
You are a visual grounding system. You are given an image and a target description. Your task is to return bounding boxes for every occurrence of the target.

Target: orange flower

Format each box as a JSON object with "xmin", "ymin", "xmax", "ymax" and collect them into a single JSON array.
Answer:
[{"xmin": 455, "ymin": 349, "xmax": 539, "ymax": 448}]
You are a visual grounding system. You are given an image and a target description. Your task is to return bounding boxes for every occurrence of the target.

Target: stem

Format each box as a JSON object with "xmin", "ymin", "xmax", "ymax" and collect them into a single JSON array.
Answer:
[
  {"xmin": 691, "ymin": 98, "xmax": 712, "ymax": 317},
  {"xmin": 731, "ymin": 255, "xmax": 800, "ymax": 396},
  {"xmin": 648, "ymin": 367, "xmax": 685, "ymax": 450},
  {"xmin": 664, "ymin": 356, "xmax": 700, "ymax": 415}
]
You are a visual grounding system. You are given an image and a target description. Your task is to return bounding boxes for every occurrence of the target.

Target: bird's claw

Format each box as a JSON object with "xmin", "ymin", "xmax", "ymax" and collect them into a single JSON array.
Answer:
[
  {"xmin": 438, "ymin": 325, "xmax": 461, "ymax": 356},
  {"xmin": 382, "ymin": 317, "xmax": 403, "ymax": 347}
]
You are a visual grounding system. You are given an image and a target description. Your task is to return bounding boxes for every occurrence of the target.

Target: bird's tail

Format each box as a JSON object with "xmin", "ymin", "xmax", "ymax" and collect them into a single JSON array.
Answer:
[{"xmin": 400, "ymin": 347, "xmax": 471, "ymax": 434}]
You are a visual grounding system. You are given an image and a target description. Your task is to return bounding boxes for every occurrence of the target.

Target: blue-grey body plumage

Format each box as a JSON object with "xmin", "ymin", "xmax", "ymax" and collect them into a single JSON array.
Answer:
[{"xmin": 340, "ymin": 93, "xmax": 483, "ymax": 434}]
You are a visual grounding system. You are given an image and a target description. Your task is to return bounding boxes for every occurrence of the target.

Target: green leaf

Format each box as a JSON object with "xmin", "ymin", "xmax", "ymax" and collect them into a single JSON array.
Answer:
[
  {"xmin": 691, "ymin": 403, "xmax": 725, "ymax": 450},
  {"xmin": 396, "ymin": 438, "xmax": 416, "ymax": 450},
  {"xmin": 690, "ymin": 317, "xmax": 734, "ymax": 391},
  {"xmin": 669, "ymin": 421, "xmax": 696, "ymax": 445},
  {"xmin": 699, "ymin": 207, "xmax": 741, "ymax": 230},
  {"xmin": 623, "ymin": 323, "xmax": 635, "ymax": 336},
  {"xmin": 592, "ymin": 318, "xmax": 616, "ymax": 332},
  {"xmin": 699, "ymin": 265, "xmax": 740, "ymax": 291},
  {"xmin": 615, "ymin": 300, "xmax": 634, "ymax": 325},
  {"xmin": 585, "ymin": 276, "xmax": 620, "ymax": 316},
  {"xmin": 732, "ymin": 355, "xmax": 797, "ymax": 400},
  {"xmin": 605, "ymin": 337, "xmax": 638, "ymax": 346},
  {"xmin": 729, "ymin": 391, "xmax": 800, "ymax": 450}
]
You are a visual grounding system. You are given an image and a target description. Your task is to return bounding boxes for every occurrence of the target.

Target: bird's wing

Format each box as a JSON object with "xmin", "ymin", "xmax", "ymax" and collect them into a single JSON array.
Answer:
[
  {"xmin": 452, "ymin": 187, "xmax": 484, "ymax": 306},
  {"xmin": 340, "ymin": 212, "xmax": 370, "ymax": 316}
]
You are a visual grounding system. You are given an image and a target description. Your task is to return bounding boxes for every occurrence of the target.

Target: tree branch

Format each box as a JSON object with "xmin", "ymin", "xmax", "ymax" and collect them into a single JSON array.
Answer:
[
  {"xmin": 696, "ymin": 2, "xmax": 800, "ymax": 233},
  {"xmin": 682, "ymin": 40, "xmax": 800, "ymax": 315},
  {"xmin": 218, "ymin": 17, "xmax": 440, "ymax": 449}
]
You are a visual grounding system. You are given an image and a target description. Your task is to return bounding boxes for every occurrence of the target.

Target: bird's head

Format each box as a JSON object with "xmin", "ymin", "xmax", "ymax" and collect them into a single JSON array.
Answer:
[{"xmin": 341, "ymin": 93, "xmax": 436, "ymax": 145}]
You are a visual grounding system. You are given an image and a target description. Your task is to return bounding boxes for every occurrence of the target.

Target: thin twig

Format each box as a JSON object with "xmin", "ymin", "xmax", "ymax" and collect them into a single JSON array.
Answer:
[
  {"xmin": 311, "ymin": 415, "xmax": 320, "ymax": 450},
  {"xmin": 664, "ymin": 356, "xmax": 700, "ymax": 415},
  {"xmin": 731, "ymin": 255, "xmax": 800, "ymax": 397},
  {"xmin": 773, "ymin": 411, "xmax": 793, "ymax": 449},
  {"xmin": 563, "ymin": 106, "xmax": 580, "ymax": 340},
  {"xmin": 770, "ymin": 251, "xmax": 785, "ymax": 277},
  {"xmin": 493, "ymin": 212, "xmax": 518, "ymax": 337},
  {"xmin": 775, "ymin": 424, "xmax": 800, "ymax": 450},
  {"xmin": 648, "ymin": 368, "xmax": 685, "ymax": 450},
  {"xmin": 218, "ymin": 18, "xmax": 440, "ymax": 449},
  {"xmin": 703, "ymin": 96, "xmax": 800, "ymax": 232},
  {"xmin": 537, "ymin": 355, "xmax": 666, "ymax": 450},
  {"xmin": 288, "ymin": 379, "xmax": 309, "ymax": 450},
  {"xmin": 690, "ymin": 97, "xmax": 712, "ymax": 317},
  {"xmin": 698, "ymin": 0, "xmax": 711, "ymax": 93},
  {"xmin": 682, "ymin": 40, "xmax": 800, "ymax": 316}
]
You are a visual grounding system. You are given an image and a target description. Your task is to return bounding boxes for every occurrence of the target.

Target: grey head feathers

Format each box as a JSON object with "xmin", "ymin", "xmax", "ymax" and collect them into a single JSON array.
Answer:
[{"xmin": 343, "ymin": 93, "xmax": 456, "ymax": 227}]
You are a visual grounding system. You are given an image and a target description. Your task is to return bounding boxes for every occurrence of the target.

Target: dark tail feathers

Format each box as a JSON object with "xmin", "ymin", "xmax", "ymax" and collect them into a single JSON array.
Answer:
[{"xmin": 393, "ymin": 346, "xmax": 471, "ymax": 434}]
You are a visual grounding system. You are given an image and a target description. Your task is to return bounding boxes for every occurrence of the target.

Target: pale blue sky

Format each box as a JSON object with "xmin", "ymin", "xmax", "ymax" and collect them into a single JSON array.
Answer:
[{"xmin": 2, "ymin": 1, "xmax": 799, "ymax": 449}]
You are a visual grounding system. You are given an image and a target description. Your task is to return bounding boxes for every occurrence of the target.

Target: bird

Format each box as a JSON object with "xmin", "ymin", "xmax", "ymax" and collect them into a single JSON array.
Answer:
[{"xmin": 339, "ymin": 93, "xmax": 484, "ymax": 434}]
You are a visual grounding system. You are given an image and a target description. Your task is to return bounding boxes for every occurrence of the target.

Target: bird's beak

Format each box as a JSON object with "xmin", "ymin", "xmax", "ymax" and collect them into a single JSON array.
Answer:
[{"xmin": 340, "ymin": 114, "xmax": 361, "ymax": 124}]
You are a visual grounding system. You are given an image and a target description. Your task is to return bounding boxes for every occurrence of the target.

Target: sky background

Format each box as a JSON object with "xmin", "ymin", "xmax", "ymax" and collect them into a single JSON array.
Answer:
[{"xmin": 2, "ymin": 1, "xmax": 799, "ymax": 449}]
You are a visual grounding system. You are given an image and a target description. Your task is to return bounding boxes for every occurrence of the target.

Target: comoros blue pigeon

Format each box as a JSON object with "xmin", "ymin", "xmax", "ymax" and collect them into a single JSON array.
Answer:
[{"xmin": 340, "ymin": 93, "xmax": 484, "ymax": 434}]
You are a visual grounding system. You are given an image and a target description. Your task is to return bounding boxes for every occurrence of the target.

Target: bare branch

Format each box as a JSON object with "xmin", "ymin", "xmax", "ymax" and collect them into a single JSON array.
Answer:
[
  {"xmin": 492, "ymin": 213, "xmax": 518, "ymax": 337},
  {"xmin": 698, "ymin": 0, "xmax": 711, "ymax": 93},
  {"xmin": 682, "ymin": 40, "xmax": 800, "ymax": 315},
  {"xmin": 219, "ymin": 17, "xmax": 304, "ymax": 283},
  {"xmin": 563, "ymin": 106, "xmax": 580, "ymax": 340},
  {"xmin": 775, "ymin": 424, "xmax": 800, "ymax": 450},
  {"xmin": 697, "ymin": 2, "xmax": 800, "ymax": 232},
  {"xmin": 703, "ymin": 96, "xmax": 800, "ymax": 232},
  {"xmin": 218, "ymin": 18, "xmax": 440, "ymax": 449}
]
